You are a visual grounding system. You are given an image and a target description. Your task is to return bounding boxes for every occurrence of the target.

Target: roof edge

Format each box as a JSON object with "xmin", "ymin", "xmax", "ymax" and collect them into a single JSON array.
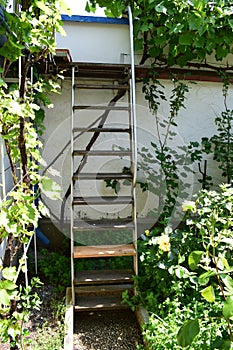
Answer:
[{"xmin": 61, "ymin": 14, "xmax": 129, "ymax": 25}]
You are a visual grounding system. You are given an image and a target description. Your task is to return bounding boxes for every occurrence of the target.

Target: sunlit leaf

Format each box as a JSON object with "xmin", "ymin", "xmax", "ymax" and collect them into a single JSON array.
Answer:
[
  {"xmin": 188, "ymin": 251, "xmax": 204, "ymax": 270},
  {"xmin": 221, "ymin": 275, "xmax": 233, "ymax": 295},
  {"xmin": 198, "ymin": 270, "xmax": 216, "ymax": 285},
  {"xmin": 40, "ymin": 177, "xmax": 61, "ymax": 200},
  {"xmin": 2, "ymin": 267, "xmax": 17, "ymax": 282},
  {"xmin": 0, "ymin": 289, "xmax": 11, "ymax": 305},
  {"xmin": 200, "ymin": 285, "xmax": 215, "ymax": 302},
  {"xmin": 223, "ymin": 296, "xmax": 233, "ymax": 319}
]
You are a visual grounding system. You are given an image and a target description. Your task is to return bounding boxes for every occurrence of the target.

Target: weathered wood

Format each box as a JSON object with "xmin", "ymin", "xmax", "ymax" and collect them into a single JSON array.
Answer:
[
  {"xmin": 75, "ymin": 284, "xmax": 133, "ymax": 296},
  {"xmin": 74, "ymin": 269, "xmax": 133, "ymax": 285},
  {"xmin": 73, "ymin": 196, "xmax": 132, "ymax": 205},
  {"xmin": 73, "ymin": 127, "xmax": 130, "ymax": 133},
  {"xmin": 73, "ymin": 105, "xmax": 130, "ymax": 111},
  {"xmin": 73, "ymin": 219, "xmax": 134, "ymax": 231},
  {"xmin": 74, "ymin": 244, "xmax": 136, "ymax": 258},
  {"xmin": 73, "ymin": 150, "xmax": 131, "ymax": 156},
  {"xmin": 74, "ymin": 83, "xmax": 129, "ymax": 90},
  {"xmin": 75, "ymin": 295, "xmax": 129, "ymax": 311},
  {"xmin": 73, "ymin": 172, "xmax": 132, "ymax": 180}
]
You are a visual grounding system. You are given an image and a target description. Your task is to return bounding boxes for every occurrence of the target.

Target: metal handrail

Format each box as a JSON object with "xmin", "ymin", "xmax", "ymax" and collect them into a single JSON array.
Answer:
[
  {"xmin": 128, "ymin": 5, "xmax": 138, "ymax": 276},
  {"xmin": 128, "ymin": 5, "xmax": 137, "ymax": 188},
  {"xmin": 71, "ymin": 66, "xmax": 75, "ymax": 304}
]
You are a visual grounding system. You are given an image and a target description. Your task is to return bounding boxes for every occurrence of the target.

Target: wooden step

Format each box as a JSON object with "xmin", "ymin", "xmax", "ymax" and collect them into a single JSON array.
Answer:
[
  {"xmin": 73, "ymin": 219, "xmax": 134, "ymax": 231},
  {"xmin": 74, "ymin": 244, "xmax": 136, "ymax": 258},
  {"xmin": 75, "ymin": 283, "xmax": 133, "ymax": 296},
  {"xmin": 74, "ymin": 269, "xmax": 133, "ymax": 285},
  {"xmin": 73, "ymin": 127, "xmax": 131, "ymax": 133},
  {"xmin": 72, "ymin": 62, "xmax": 130, "ymax": 79},
  {"xmin": 73, "ymin": 196, "xmax": 132, "ymax": 205},
  {"xmin": 73, "ymin": 150, "xmax": 131, "ymax": 157},
  {"xmin": 74, "ymin": 84, "xmax": 129, "ymax": 90},
  {"xmin": 73, "ymin": 172, "xmax": 132, "ymax": 180},
  {"xmin": 73, "ymin": 105, "xmax": 130, "ymax": 111},
  {"xmin": 75, "ymin": 294, "xmax": 129, "ymax": 311}
]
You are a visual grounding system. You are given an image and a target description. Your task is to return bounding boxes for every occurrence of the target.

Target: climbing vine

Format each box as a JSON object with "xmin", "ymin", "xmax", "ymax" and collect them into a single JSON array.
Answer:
[
  {"xmin": 86, "ymin": 0, "xmax": 233, "ymax": 69},
  {"xmin": 85, "ymin": 1, "xmax": 233, "ymax": 348},
  {"xmin": 0, "ymin": 0, "xmax": 69, "ymax": 348}
]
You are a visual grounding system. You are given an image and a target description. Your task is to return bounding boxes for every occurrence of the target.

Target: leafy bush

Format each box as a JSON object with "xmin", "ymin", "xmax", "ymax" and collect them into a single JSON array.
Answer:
[
  {"xmin": 38, "ymin": 249, "xmax": 71, "ymax": 293},
  {"xmin": 137, "ymin": 184, "xmax": 233, "ymax": 349}
]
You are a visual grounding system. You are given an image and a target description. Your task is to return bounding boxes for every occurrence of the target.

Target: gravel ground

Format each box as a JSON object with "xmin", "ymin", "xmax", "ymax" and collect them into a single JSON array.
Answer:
[
  {"xmin": 0, "ymin": 285, "xmax": 144, "ymax": 350},
  {"xmin": 74, "ymin": 310, "xmax": 143, "ymax": 350}
]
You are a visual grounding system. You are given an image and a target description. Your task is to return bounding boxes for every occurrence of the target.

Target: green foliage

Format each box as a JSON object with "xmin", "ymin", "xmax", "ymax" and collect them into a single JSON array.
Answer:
[
  {"xmin": 0, "ymin": 270, "xmax": 42, "ymax": 348},
  {"xmin": 29, "ymin": 323, "xmax": 65, "ymax": 350},
  {"xmin": 202, "ymin": 73, "xmax": 233, "ymax": 184},
  {"xmin": 87, "ymin": 0, "xmax": 233, "ymax": 67},
  {"xmin": 0, "ymin": 0, "xmax": 69, "ymax": 63},
  {"xmin": 177, "ymin": 319, "xmax": 200, "ymax": 348},
  {"xmin": 38, "ymin": 249, "xmax": 71, "ymax": 293},
  {"xmin": 0, "ymin": 1, "xmax": 68, "ymax": 348},
  {"xmin": 134, "ymin": 185, "xmax": 233, "ymax": 348},
  {"xmin": 140, "ymin": 76, "xmax": 203, "ymax": 225},
  {"xmin": 29, "ymin": 296, "xmax": 66, "ymax": 350}
]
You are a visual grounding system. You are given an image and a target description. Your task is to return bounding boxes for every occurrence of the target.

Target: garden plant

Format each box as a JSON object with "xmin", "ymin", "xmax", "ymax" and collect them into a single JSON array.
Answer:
[
  {"xmin": 0, "ymin": 0, "xmax": 233, "ymax": 349},
  {"xmin": 88, "ymin": 0, "xmax": 233, "ymax": 348},
  {"xmin": 0, "ymin": 0, "xmax": 69, "ymax": 348}
]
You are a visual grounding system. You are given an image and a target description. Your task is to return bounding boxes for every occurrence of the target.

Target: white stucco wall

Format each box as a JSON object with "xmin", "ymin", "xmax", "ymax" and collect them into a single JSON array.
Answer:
[
  {"xmin": 41, "ymin": 15, "xmax": 233, "ymax": 234},
  {"xmin": 41, "ymin": 75, "xmax": 233, "ymax": 233},
  {"xmin": 56, "ymin": 20, "xmax": 131, "ymax": 64}
]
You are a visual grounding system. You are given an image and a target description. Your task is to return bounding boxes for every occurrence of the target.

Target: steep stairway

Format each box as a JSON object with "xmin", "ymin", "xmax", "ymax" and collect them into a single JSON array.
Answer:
[{"xmin": 69, "ymin": 8, "xmax": 137, "ymax": 313}]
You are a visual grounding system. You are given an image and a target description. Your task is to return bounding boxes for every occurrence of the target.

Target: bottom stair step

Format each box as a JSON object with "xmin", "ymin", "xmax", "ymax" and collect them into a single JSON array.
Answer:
[
  {"xmin": 74, "ymin": 269, "xmax": 134, "ymax": 285},
  {"xmin": 75, "ymin": 295, "xmax": 129, "ymax": 311}
]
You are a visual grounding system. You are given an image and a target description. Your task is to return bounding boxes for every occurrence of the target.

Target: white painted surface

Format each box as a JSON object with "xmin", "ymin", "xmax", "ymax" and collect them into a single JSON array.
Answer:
[
  {"xmin": 42, "ymin": 77, "xmax": 233, "ymax": 233},
  {"xmin": 56, "ymin": 21, "xmax": 130, "ymax": 64},
  {"xmin": 48, "ymin": 15, "xmax": 233, "ymax": 233}
]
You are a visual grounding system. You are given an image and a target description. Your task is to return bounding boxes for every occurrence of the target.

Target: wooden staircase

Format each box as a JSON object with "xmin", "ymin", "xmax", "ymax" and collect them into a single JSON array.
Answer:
[
  {"xmin": 70, "ymin": 61, "xmax": 137, "ymax": 312},
  {"xmin": 69, "ymin": 9, "xmax": 137, "ymax": 313}
]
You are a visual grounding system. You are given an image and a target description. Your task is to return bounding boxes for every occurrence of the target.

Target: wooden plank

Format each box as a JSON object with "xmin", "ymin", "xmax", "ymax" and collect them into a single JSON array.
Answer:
[
  {"xmin": 75, "ymin": 295, "xmax": 129, "ymax": 311},
  {"xmin": 74, "ymin": 84, "xmax": 129, "ymax": 90},
  {"xmin": 73, "ymin": 150, "xmax": 131, "ymax": 157},
  {"xmin": 73, "ymin": 127, "xmax": 131, "ymax": 133},
  {"xmin": 73, "ymin": 196, "xmax": 132, "ymax": 205},
  {"xmin": 74, "ymin": 269, "xmax": 133, "ymax": 285},
  {"xmin": 74, "ymin": 244, "xmax": 136, "ymax": 258},
  {"xmin": 73, "ymin": 172, "xmax": 132, "ymax": 180},
  {"xmin": 75, "ymin": 283, "xmax": 133, "ymax": 296},
  {"xmin": 73, "ymin": 105, "xmax": 130, "ymax": 111},
  {"xmin": 70, "ymin": 62, "xmax": 131, "ymax": 80},
  {"xmin": 73, "ymin": 220, "xmax": 134, "ymax": 231}
]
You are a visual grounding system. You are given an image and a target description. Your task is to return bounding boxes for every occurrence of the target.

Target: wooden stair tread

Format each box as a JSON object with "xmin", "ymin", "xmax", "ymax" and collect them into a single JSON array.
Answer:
[
  {"xmin": 73, "ymin": 105, "xmax": 130, "ymax": 111},
  {"xmin": 74, "ymin": 244, "xmax": 136, "ymax": 258},
  {"xmin": 73, "ymin": 220, "xmax": 134, "ymax": 231},
  {"xmin": 73, "ymin": 196, "xmax": 132, "ymax": 205},
  {"xmin": 73, "ymin": 172, "xmax": 132, "ymax": 180},
  {"xmin": 73, "ymin": 127, "xmax": 131, "ymax": 133},
  {"xmin": 73, "ymin": 150, "xmax": 131, "ymax": 156},
  {"xmin": 75, "ymin": 283, "xmax": 133, "ymax": 295},
  {"xmin": 75, "ymin": 295, "xmax": 129, "ymax": 311},
  {"xmin": 71, "ymin": 62, "xmax": 130, "ymax": 79},
  {"xmin": 74, "ymin": 83, "xmax": 129, "ymax": 90},
  {"xmin": 75, "ymin": 269, "xmax": 133, "ymax": 285}
]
